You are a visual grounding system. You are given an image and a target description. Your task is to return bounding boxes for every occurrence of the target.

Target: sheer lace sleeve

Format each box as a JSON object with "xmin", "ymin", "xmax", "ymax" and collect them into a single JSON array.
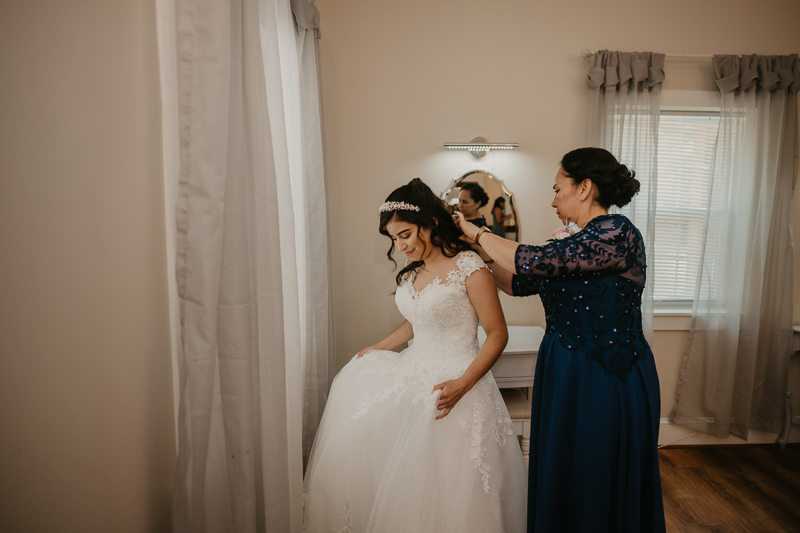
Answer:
[{"xmin": 514, "ymin": 215, "xmax": 645, "ymax": 286}]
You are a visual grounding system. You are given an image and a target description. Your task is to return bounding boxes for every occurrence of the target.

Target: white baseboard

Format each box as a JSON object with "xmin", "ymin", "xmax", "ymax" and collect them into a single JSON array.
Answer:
[{"xmin": 658, "ymin": 418, "xmax": 800, "ymax": 446}]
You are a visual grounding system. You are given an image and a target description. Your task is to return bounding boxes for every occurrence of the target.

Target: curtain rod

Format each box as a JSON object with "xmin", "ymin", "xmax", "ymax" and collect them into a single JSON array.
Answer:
[{"xmin": 581, "ymin": 49, "xmax": 714, "ymax": 62}]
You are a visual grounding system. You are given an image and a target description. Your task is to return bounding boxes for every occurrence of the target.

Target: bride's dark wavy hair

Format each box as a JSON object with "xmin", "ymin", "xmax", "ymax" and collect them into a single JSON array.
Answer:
[{"xmin": 379, "ymin": 178, "xmax": 473, "ymax": 286}]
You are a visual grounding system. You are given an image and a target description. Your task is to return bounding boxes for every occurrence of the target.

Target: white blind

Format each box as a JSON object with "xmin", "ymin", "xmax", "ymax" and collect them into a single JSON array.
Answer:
[{"xmin": 652, "ymin": 111, "xmax": 720, "ymax": 303}]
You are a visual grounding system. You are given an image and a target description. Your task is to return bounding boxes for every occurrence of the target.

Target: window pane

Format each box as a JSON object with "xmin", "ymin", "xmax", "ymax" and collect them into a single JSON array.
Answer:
[{"xmin": 653, "ymin": 113, "xmax": 719, "ymax": 302}]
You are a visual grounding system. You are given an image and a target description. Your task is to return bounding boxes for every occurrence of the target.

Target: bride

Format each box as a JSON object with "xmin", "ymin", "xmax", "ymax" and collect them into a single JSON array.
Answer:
[{"xmin": 303, "ymin": 178, "xmax": 527, "ymax": 532}]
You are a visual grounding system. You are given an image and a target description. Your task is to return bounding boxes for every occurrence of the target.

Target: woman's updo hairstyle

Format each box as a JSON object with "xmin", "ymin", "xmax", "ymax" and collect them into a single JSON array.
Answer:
[
  {"xmin": 379, "ymin": 178, "xmax": 473, "ymax": 286},
  {"xmin": 459, "ymin": 182, "xmax": 489, "ymax": 208},
  {"xmin": 560, "ymin": 147, "xmax": 640, "ymax": 209}
]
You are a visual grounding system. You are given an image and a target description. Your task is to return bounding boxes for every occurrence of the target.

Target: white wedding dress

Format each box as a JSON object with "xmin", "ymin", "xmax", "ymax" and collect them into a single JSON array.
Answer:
[{"xmin": 303, "ymin": 251, "xmax": 527, "ymax": 532}]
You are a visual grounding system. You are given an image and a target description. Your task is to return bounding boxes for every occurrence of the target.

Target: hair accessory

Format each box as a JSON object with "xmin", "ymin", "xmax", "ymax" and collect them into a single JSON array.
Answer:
[{"xmin": 379, "ymin": 201, "xmax": 420, "ymax": 213}]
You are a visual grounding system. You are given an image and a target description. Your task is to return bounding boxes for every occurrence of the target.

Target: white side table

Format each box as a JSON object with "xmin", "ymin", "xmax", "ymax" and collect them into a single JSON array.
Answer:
[
  {"xmin": 478, "ymin": 325, "xmax": 545, "ymax": 466},
  {"xmin": 776, "ymin": 326, "xmax": 800, "ymax": 448},
  {"xmin": 479, "ymin": 325, "xmax": 545, "ymax": 394}
]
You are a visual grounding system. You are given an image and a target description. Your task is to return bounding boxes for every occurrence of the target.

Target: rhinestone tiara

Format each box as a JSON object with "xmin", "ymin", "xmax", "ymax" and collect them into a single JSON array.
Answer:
[{"xmin": 379, "ymin": 201, "xmax": 420, "ymax": 213}]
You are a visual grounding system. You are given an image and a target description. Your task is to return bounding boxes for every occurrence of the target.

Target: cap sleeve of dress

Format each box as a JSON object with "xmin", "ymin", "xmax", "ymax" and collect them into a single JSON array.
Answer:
[{"xmin": 452, "ymin": 251, "xmax": 488, "ymax": 285}]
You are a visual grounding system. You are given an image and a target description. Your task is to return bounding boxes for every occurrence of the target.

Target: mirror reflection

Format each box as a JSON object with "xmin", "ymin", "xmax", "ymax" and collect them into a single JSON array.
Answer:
[{"xmin": 441, "ymin": 170, "xmax": 519, "ymax": 242}]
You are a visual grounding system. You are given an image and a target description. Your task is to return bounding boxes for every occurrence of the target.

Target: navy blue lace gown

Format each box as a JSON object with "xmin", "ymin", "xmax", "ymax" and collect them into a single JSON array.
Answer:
[{"xmin": 511, "ymin": 214, "xmax": 666, "ymax": 533}]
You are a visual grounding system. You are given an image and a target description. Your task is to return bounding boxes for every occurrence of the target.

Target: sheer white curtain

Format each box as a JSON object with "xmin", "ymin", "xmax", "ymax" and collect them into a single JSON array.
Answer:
[
  {"xmin": 671, "ymin": 55, "xmax": 799, "ymax": 440},
  {"xmin": 588, "ymin": 50, "xmax": 666, "ymax": 343},
  {"xmin": 156, "ymin": 0, "xmax": 332, "ymax": 530},
  {"xmin": 290, "ymin": 0, "xmax": 335, "ymax": 465}
]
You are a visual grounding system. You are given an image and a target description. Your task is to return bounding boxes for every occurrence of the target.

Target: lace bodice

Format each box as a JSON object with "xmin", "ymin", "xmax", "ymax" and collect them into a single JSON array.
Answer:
[
  {"xmin": 510, "ymin": 215, "xmax": 649, "ymax": 381},
  {"xmin": 395, "ymin": 250, "xmax": 488, "ymax": 360}
]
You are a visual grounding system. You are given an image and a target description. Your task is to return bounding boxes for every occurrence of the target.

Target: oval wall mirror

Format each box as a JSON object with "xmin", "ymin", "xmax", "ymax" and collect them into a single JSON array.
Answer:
[{"xmin": 441, "ymin": 170, "xmax": 520, "ymax": 242}]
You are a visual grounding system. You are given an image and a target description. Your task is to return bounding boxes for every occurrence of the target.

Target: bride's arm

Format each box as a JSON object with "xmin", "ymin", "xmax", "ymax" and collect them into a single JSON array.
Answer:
[
  {"xmin": 473, "ymin": 245, "xmax": 514, "ymax": 295},
  {"xmin": 432, "ymin": 267, "xmax": 508, "ymax": 419},
  {"xmin": 356, "ymin": 320, "xmax": 414, "ymax": 358}
]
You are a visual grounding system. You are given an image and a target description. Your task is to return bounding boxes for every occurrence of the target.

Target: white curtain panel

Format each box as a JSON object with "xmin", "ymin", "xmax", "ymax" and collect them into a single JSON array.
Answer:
[
  {"xmin": 290, "ymin": 0, "xmax": 336, "ymax": 466},
  {"xmin": 671, "ymin": 55, "xmax": 799, "ymax": 439},
  {"xmin": 156, "ymin": 0, "xmax": 331, "ymax": 530},
  {"xmin": 588, "ymin": 50, "xmax": 666, "ymax": 343}
]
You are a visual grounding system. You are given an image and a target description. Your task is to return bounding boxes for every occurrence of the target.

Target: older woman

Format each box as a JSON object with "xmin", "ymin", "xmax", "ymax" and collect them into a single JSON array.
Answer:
[{"xmin": 456, "ymin": 147, "xmax": 666, "ymax": 533}]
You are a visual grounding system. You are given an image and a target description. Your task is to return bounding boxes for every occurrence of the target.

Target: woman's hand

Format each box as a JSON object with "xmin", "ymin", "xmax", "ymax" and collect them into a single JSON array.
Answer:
[
  {"xmin": 454, "ymin": 211, "xmax": 493, "ymax": 261},
  {"xmin": 357, "ymin": 346, "xmax": 378, "ymax": 358},
  {"xmin": 432, "ymin": 376, "xmax": 474, "ymax": 420},
  {"xmin": 453, "ymin": 211, "xmax": 480, "ymax": 244},
  {"xmin": 356, "ymin": 321, "xmax": 414, "ymax": 359}
]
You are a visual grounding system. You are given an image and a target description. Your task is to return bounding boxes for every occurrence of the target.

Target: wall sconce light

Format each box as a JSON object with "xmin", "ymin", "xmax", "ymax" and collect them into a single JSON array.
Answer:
[{"xmin": 443, "ymin": 136, "xmax": 519, "ymax": 158}]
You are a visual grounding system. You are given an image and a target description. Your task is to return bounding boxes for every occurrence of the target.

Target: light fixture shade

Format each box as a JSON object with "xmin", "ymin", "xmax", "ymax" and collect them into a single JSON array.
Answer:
[{"xmin": 443, "ymin": 136, "xmax": 519, "ymax": 158}]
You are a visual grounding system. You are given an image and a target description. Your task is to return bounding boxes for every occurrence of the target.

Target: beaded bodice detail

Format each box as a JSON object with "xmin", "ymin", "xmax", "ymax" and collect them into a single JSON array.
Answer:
[{"xmin": 511, "ymin": 215, "xmax": 649, "ymax": 381}]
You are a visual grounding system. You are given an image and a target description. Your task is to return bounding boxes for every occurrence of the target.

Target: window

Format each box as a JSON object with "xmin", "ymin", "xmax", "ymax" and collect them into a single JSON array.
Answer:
[{"xmin": 651, "ymin": 109, "xmax": 720, "ymax": 306}]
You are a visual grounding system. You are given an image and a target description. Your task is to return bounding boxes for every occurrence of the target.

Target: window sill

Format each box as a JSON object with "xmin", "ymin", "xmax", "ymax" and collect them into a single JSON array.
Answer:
[{"xmin": 653, "ymin": 309, "xmax": 692, "ymax": 331}]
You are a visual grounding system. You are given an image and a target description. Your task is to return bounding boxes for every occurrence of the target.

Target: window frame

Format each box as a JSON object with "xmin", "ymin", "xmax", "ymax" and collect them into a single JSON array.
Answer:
[{"xmin": 651, "ymin": 91, "xmax": 721, "ymax": 326}]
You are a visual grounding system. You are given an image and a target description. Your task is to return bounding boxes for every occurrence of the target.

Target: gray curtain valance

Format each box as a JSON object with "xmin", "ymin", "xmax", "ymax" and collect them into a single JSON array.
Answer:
[
  {"xmin": 714, "ymin": 54, "xmax": 800, "ymax": 94},
  {"xmin": 587, "ymin": 49, "xmax": 665, "ymax": 343},
  {"xmin": 587, "ymin": 51, "xmax": 665, "ymax": 91}
]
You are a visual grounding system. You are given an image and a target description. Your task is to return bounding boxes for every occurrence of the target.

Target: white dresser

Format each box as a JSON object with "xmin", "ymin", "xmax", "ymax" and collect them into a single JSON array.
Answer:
[
  {"xmin": 478, "ymin": 325, "xmax": 544, "ymax": 465},
  {"xmin": 478, "ymin": 325, "xmax": 545, "ymax": 391}
]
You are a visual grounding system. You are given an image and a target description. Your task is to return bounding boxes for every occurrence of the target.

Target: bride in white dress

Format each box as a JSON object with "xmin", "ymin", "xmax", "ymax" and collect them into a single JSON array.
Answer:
[{"xmin": 303, "ymin": 178, "xmax": 527, "ymax": 532}]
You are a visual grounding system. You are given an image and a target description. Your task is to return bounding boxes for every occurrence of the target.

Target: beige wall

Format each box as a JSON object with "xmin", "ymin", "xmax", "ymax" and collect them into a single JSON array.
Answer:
[
  {"xmin": 0, "ymin": 1, "xmax": 174, "ymax": 531},
  {"xmin": 0, "ymin": 2, "xmax": 797, "ymax": 528},
  {"xmin": 317, "ymin": 0, "xmax": 800, "ymax": 443}
]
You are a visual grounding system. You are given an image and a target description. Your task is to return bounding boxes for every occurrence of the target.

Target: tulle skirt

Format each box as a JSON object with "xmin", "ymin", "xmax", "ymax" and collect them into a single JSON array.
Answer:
[{"xmin": 303, "ymin": 349, "xmax": 528, "ymax": 532}]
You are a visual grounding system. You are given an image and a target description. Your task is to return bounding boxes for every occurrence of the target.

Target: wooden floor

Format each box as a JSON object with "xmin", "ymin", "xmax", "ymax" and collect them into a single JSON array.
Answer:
[{"xmin": 659, "ymin": 445, "xmax": 800, "ymax": 532}]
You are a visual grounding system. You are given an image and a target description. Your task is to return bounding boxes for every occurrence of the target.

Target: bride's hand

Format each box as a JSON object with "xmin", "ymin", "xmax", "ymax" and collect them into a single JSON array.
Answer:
[
  {"xmin": 453, "ymin": 212, "xmax": 480, "ymax": 244},
  {"xmin": 357, "ymin": 346, "xmax": 377, "ymax": 358},
  {"xmin": 432, "ymin": 377, "xmax": 473, "ymax": 420}
]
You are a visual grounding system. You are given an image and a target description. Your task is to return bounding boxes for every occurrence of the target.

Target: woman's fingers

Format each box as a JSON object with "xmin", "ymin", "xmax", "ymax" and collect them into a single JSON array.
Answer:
[
  {"xmin": 433, "ymin": 383, "xmax": 449, "ymax": 406},
  {"xmin": 434, "ymin": 381, "xmax": 457, "ymax": 407},
  {"xmin": 357, "ymin": 347, "xmax": 374, "ymax": 358},
  {"xmin": 432, "ymin": 383, "xmax": 451, "ymax": 419},
  {"xmin": 435, "ymin": 407, "xmax": 452, "ymax": 420},
  {"xmin": 455, "ymin": 214, "xmax": 479, "ymax": 243},
  {"xmin": 433, "ymin": 379, "xmax": 469, "ymax": 420}
]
